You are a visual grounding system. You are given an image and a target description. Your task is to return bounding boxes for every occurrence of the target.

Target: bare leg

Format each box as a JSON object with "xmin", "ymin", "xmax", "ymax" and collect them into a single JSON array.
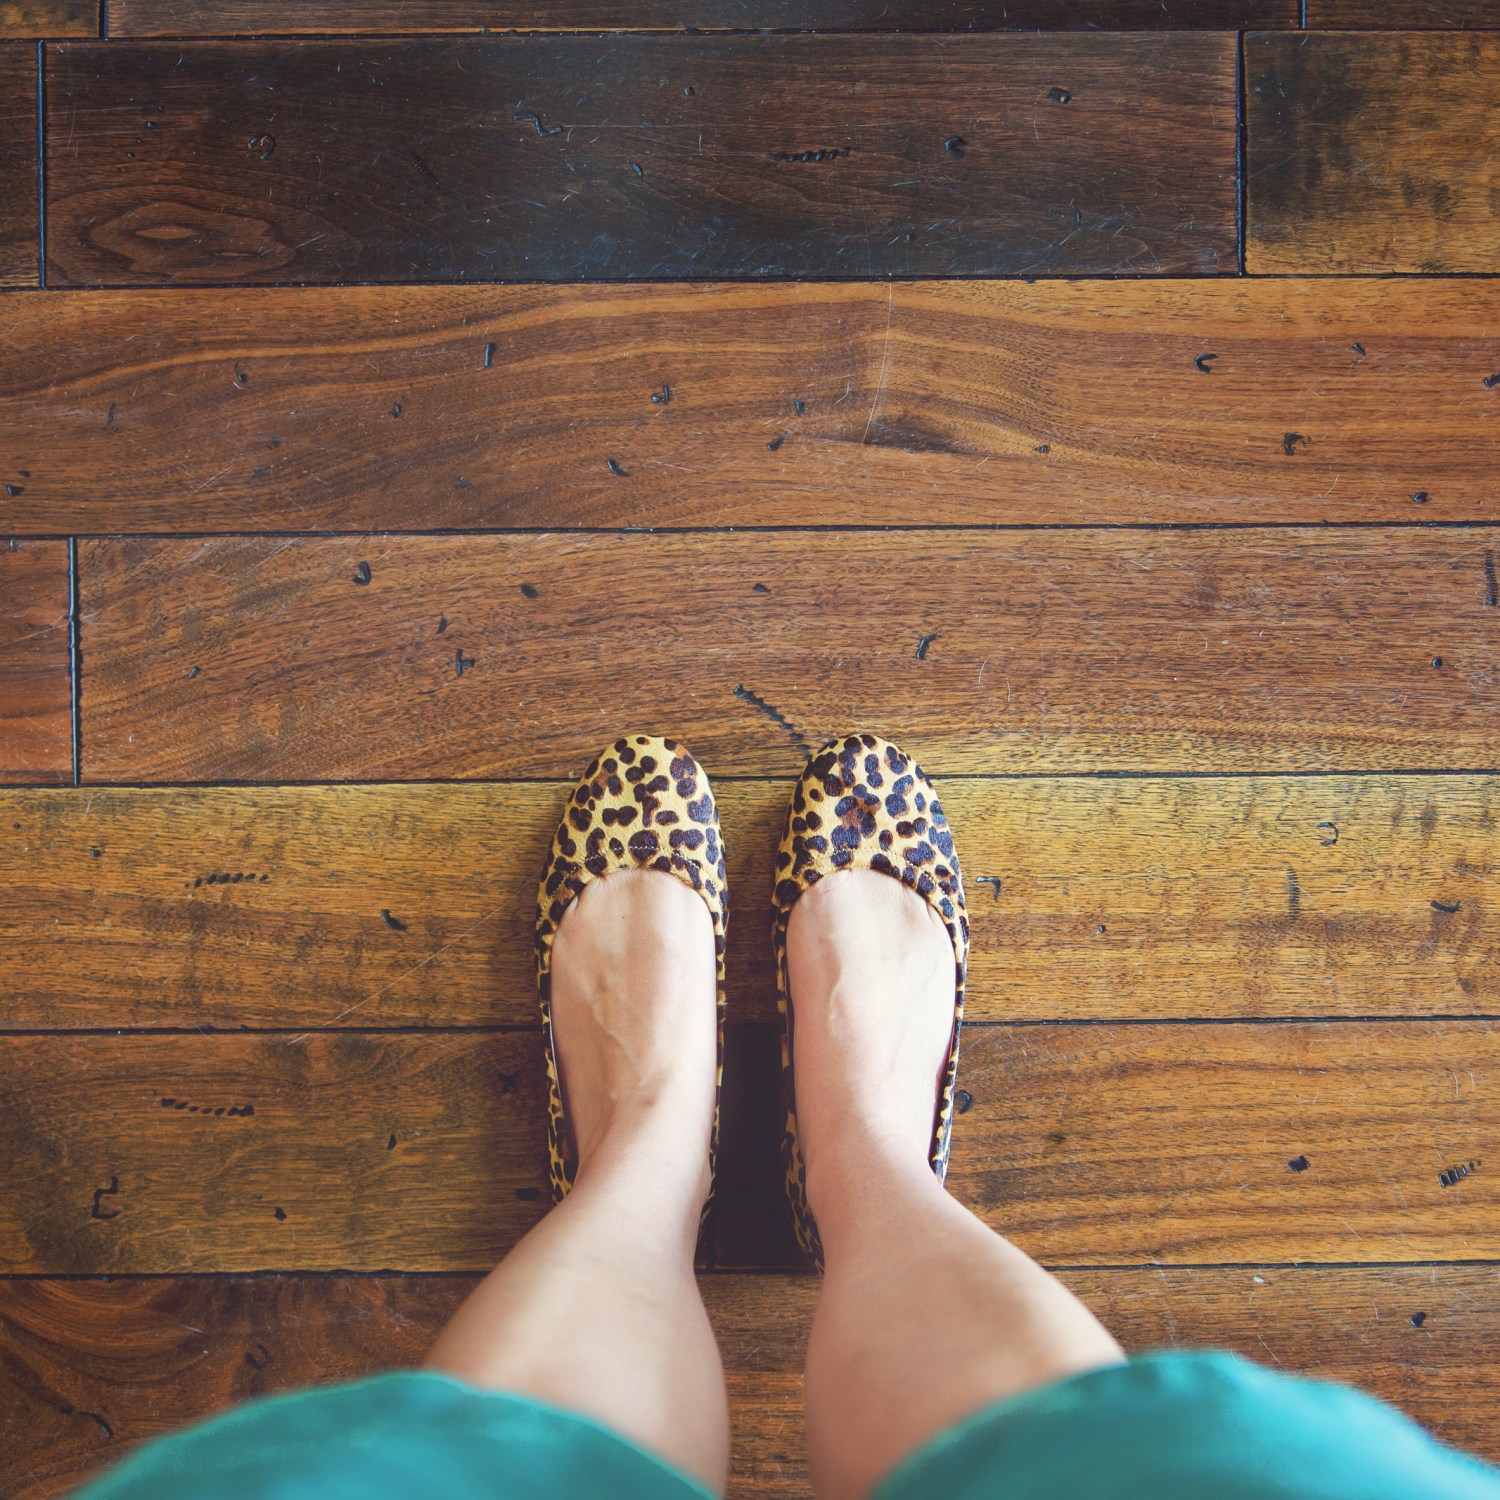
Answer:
[
  {"xmin": 792, "ymin": 872, "xmax": 1125, "ymax": 1500},
  {"xmin": 426, "ymin": 872, "xmax": 728, "ymax": 1494}
]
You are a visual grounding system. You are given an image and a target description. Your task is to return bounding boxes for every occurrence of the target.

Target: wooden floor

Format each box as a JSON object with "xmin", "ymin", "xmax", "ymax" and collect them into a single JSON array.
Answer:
[{"xmin": 1, "ymin": 3, "xmax": 1498, "ymax": 1495}]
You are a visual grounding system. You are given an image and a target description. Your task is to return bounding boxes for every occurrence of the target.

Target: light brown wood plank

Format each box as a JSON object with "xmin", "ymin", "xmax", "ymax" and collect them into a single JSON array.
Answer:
[
  {"xmin": 0, "ymin": 43, "xmax": 38, "ymax": 285},
  {"xmin": 0, "ymin": 2, "xmax": 92, "ymax": 38},
  {"xmin": 78, "ymin": 531, "xmax": 1500, "ymax": 783},
  {"xmin": 714, "ymin": 1022, "xmax": 1500, "ymax": 1269},
  {"xmin": 955, "ymin": 1021, "xmax": 1499, "ymax": 1265},
  {"xmin": 6, "ymin": 281, "xmax": 1500, "ymax": 532},
  {"xmin": 107, "ymin": 0, "xmax": 1297, "ymax": 37},
  {"xmin": 43, "ymin": 36, "xmax": 1237, "ymax": 285},
  {"xmin": 0, "ymin": 539, "xmax": 70, "ymax": 783},
  {"xmin": 1247, "ymin": 32, "xmax": 1500, "ymax": 274},
  {"xmin": 2, "ymin": 1267, "xmax": 1496, "ymax": 1498},
  {"xmin": 2, "ymin": 1024, "xmax": 1495, "ymax": 1273},
  {"xmin": 1309, "ymin": 2, "xmax": 1500, "ymax": 24},
  {"xmin": 2, "ymin": 776, "xmax": 1495, "ymax": 1029}
]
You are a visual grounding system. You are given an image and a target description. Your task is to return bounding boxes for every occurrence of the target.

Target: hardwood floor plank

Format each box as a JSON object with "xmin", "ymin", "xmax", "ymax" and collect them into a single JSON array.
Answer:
[
  {"xmin": 0, "ymin": 1032, "xmax": 553, "ymax": 1274},
  {"xmin": 78, "ymin": 531, "xmax": 1500, "ymax": 782},
  {"xmin": 0, "ymin": 539, "xmax": 71, "ymax": 784},
  {"xmin": 1309, "ymin": 2, "xmax": 1500, "ymax": 24},
  {"xmin": 42, "ymin": 35, "xmax": 1238, "ymax": 285},
  {"xmin": 964, "ymin": 1019, "xmax": 1495, "ymax": 1265},
  {"xmin": 0, "ymin": 43, "xmax": 38, "ymax": 286},
  {"xmin": 2, "ymin": 776, "xmax": 1495, "ymax": 1029},
  {"xmin": 6, "ymin": 281, "xmax": 1500, "ymax": 533},
  {"xmin": 2, "ymin": 1024, "xmax": 1495, "ymax": 1272},
  {"xmin": 713, "ymin": 1022, "xmax": 1500, "ymax": 1269},
  {"xmin": 0, "ymin": 2, "xmax": 92, "ymax": 38},
  {"xmin": 105, "ymin": 0, "xmax": 1297, "ymax": 35},
  {"xmin": 3, "ymin": 1266, "xmax": 1496, "ymax": 1498},
  {"xmin": 1247, "ymin": 32, "xmax": 1500, "ymax": 274}
]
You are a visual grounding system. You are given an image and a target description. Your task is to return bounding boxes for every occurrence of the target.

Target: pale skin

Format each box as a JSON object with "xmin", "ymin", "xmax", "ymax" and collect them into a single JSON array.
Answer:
[{"xmin": 426, "ymin": 868, "xmax": 1124, "ymax": 1498}]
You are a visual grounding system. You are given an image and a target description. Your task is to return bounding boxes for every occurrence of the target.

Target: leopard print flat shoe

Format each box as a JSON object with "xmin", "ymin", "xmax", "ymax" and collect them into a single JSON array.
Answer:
[
  {"xmin": 772, "ymin": 733, "xmax": 970, "ymax": 1269},
  {"xmin": 535, "ymin": 735, "xmax": 728, "ymax": 1226}
]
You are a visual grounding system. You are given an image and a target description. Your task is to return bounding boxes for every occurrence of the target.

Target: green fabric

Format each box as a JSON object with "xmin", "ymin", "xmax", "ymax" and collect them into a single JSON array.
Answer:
[
  {"xmin": 878, "ymin": 1351, "xmax": 1500, "ymax": 1500},
  {"xmin": 76, "ymin": 1352, "xmax": 1500, "ymax": 1500},
  {"xmin": 77, "ymin": 1371, "xmax": 713, "ymax": 1500}
]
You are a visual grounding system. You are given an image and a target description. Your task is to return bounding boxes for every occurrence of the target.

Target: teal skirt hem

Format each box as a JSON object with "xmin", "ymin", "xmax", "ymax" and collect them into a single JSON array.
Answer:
[
  {"xmin": 77, "ymin": 1351, "xmax": 1500, "ymax": 1500},
  {"xmin": 878, "ymin": 1350, "xmax": 1500, "ymax": 1500},
  {"xmin": 77, "ymin": 1370, "xmax": 716, "ymax": 1500}
]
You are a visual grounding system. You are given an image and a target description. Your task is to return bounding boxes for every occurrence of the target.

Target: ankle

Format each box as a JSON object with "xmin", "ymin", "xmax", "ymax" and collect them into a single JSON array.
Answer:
[
  {"xmin": 577, "ymin": 1081, "xmax": 710, "ymax": 1159},
  {"xmin": 574, "ymin": 1092, "xmax": 714, "ymax": 1212},
  {"xmin": 803, "ymin": 1115, "xmax": 935, "ymax": 1236}
]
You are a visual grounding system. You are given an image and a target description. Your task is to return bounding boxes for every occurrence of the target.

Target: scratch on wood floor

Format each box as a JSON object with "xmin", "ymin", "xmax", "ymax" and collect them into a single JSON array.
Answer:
[
  {"xmin": 283, "ymin": 907, "xmax": 506, "ymax": 1038},
  {"xmin": 860, "ymin": 281, "xmax": 896, "ymax": 447}
]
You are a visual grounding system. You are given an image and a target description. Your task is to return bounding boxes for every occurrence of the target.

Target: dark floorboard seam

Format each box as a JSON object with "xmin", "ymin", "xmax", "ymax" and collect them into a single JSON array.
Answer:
[
  {"xmin": 68, "ymin": 535, "xmax": 80, "ymax": 786},
  {"xmin": 41, "ymin": 270, "xmax": 1500, "ymax": 291},
  {"xmin": 40, "ymin": 24, "xmax": 1316, "ymax": 43},
  {"xmin": 1, "ymin": 1016, "xmax": 1495, "ymax": 1039},
  {"xmin": 1, "ymin": 1259, "xmax": 1496, "ymax": 1283},
  {"xmin": 34, "ymin": 39, "xmax": 44, "ymax": 288},
  {"xmin": 1236, "ymin": 31, "xmax": 1247, "ymax": 275},
  {"xmin": 43, "ymin": 768, "xmax": 1500, "ymax": 791},
  {"xmin": 21, "ymin": 522, "xmax": 1500, "ymax": 543}
]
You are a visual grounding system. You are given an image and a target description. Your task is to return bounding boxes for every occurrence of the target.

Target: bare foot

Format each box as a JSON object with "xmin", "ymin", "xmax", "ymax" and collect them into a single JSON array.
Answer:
[
  {"xmin": 787, "ymin": 869, "xmax": 957, "ymax": 1201},
  {"xmin": 550, "ymin": 870, "xmax": 717, "ymax": 1195}
]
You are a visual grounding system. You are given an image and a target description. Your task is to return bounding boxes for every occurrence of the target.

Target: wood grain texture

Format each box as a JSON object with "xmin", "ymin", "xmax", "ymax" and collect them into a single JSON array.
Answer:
[
  {"xmin": 2, "ymin": 1023, "xmax": 1495, "ymax": 1272},
  {"xmin": 713, "ymin": 1021, "xmax": 1500, "ymax": 1269},
  {"xmin": 0, "ymin": 43, "xmax": 38, "ymax": 285},
  {"xmin": 1247, "ymin": 32, "xmax": 1500, "ymax": 274},
  {"xmin": 8, "ymin": 280, "xmax": 1500, "ymax": 533},
  {"xmin": 2, "ymin": 776, "xmax": 1495, "ymax": 1029},
  {"xmin": 1309, "ymin": 2, "xmax": 1500, "ymax": 24},
  {"xmin": 0, "ymin": 539, "xmax": 71, "ymax": 784},
  {"xmin": 3, "ymin": 1267, "xmax": 1496, "ymax": 1499},
  {"xmin": 78, "ymin": 531, "xmax": 1500, "ymax": 782},
  {"xmin": 0, "ymin": 2, "xmax": 92, "ymax": 37},
  {"xmin": 42, "ymin": 35, "xmax": 1238, "ymax": 286},
  {"xmin": 106, "ymin": 0, "xmax": 1299, "ymax": 36},
  {"xmin": 1, "ymin": 1032, "xmax": 553, "ymax": 1274}
]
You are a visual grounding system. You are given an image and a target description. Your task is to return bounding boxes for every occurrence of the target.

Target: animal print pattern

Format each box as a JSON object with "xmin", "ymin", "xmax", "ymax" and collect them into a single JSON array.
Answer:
[
  {"xmin": 535, "ymin": 735, "xmax": 728, "ymax": 1224},
  {"xmin": 771, "ymin": 733, "xmax": 970, "ymax": 1269}
]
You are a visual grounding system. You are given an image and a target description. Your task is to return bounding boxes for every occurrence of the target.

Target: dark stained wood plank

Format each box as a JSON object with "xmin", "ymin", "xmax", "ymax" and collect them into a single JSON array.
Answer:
[
  {"xmin": 2, "ymin": 1024, "xmax": 1496, "ymax": 1272},
  {"xmin": 7, "ymin": 281, "xmax": 1500, "ymax": 533},
  {"xmin": 0, "ymin": 540, "xmax": 71, "ymax": 784},
  {"xmin": 715, "ymin": 1026, "xmax": 806, "ymax": 1270},
  {"xmin": 0, "ymin": 43, "xmax": 38, "ymax": 285},
  {"xmin": 3, "ymin": 1267, "xmax": 1496, "ymax": 1499},
  {"xmin": 43, "ymin": 35, "xmax": 1238, "ymax": 286},
  {"xmin": 0, "ymin": 2, "xmax": 92, "ymax": 38},
  {"xmin": 2, "ymin": 776, "xmax": 1496, "ymax": 1029},
  {"xmin": 1309, "ymin": 2, "xmax": 1500, "ymax": 25},
  {"xmin": 78, "ymin": 531, "xmax": 1500, "ymax": 782},
  {"xmin": 106, "ymin": 0, "xmax": 1297, "ymax": 35},
  {"xmin": 1247, "ymin": 32, "xmax": 1500, "ymax": 274},
  {"xmin": 0, "ymin": 1277, "xmax": 476, "ymax": 1500},
  {"xmin": 713, "ymin": 1022, "xmax": 1500, "ymax": 1270},
  {"xmin": 0, "ymin": 1032, "xmax": 553, "ymax": 1274}
]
